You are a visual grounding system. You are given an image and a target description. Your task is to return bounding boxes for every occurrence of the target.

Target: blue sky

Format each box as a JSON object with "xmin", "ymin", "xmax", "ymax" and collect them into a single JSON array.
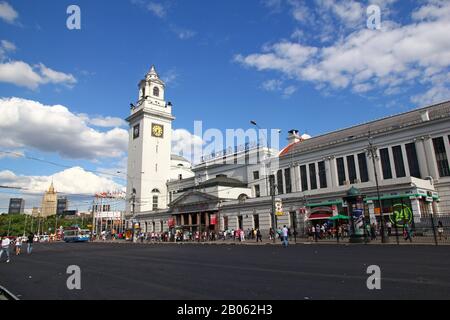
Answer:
[{"xmin": 0, "ymin": 0, "xmax": 449, "ymax": 211}]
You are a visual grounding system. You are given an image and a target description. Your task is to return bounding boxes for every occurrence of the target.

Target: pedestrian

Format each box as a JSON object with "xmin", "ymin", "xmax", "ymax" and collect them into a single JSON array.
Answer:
[
  {"xmin": 240, "ymin": 229, "xmax": 245, "ymax": 242},
  {"xmin": 0, "ymin": 235, "xmax": 11, "ymax": 263},
  {"xmin": 370, "ymin": 223, "xmax": 377, "ymax": 240},
  {"xmin": 386, "ymin": 221, "xmax": 392, "ymax": 237},
  {"xmin": 437, "ymin": 221, "xmax": 446, "ymax": 240},
  {"xmin": 315, "ymin": 224, "xmax": 321, "ymax": 241},
  {"xmin": 269, "ymin": 228, "xmax": 275, "ymax": 240},
  {"xmin": 256, "ymin": 229, "xmax": 262, "ymax": 242},
  {"xmin": 282, "ymin": 225, "xmax": 289, "ymax": 247},
  {"xmin": 27, "ymin": 233, "xmax": 34, "ymax": 254},
  {"xmin": 403, "ymin": 222, "xmax": 412, "ymax": 242},
  {"xmin": 15, "ymin": 236, "xmax": 23, "ymax": 255}
]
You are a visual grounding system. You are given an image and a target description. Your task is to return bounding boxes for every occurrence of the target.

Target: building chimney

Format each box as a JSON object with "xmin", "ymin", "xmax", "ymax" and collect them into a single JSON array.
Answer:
[{"xmin": 287, "ymin": 129, "xmax": 301, "ymax": 144}]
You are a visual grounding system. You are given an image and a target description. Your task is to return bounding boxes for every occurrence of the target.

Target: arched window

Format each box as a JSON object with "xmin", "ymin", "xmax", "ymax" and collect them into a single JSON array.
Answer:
[
  {"xmin": 238, "ymin": 194, "xmax": 249, "ymax": 203},
  {"xmin": 151, "ymin": 188, "xmax": 160, "ymax": 193},
  {"xmin": 153, "ymin": 86, "xmax": 160, "ymax": 97}
]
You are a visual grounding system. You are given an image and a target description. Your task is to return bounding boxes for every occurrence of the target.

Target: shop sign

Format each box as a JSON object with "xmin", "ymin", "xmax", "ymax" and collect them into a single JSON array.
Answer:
[
  {"xmin": 275, "ymin": 199, "xmax": 284, "ymax": 216},
  {"xmin": 389, "ymin": 203, "xmax": 413, "ymax": 227}
]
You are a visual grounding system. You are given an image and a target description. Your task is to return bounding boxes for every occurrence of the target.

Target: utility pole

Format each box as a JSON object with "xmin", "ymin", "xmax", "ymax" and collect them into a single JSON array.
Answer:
[
  {"xmin": 131, "ymin": 189, "xmax": 136, "ymax": 242},
  {"xmin": 23, "ymin": 214, "xmax": 28, "ymax": 237},
  {"xmin": 270, "ymin": 176, "xmax": 278, "ymax": 243},
  {"xmin": 367, "ymin": 132, "xmax": 388, "ymax": 243},
  {"xmin": 91, "ymin": 199, "xmax": 95, "ymax": 241}
]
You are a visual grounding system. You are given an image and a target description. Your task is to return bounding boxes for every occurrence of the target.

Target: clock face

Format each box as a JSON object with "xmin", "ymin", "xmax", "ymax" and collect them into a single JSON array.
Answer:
[{"xmin": 152, "ymin": 124, "xmax": 164, "ymax": 138}]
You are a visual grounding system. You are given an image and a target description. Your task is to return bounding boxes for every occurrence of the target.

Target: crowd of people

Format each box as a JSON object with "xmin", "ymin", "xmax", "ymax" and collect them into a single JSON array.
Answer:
[{"xmin": 0, "ymin": 233, "xmax": 35, "ymax": 263}]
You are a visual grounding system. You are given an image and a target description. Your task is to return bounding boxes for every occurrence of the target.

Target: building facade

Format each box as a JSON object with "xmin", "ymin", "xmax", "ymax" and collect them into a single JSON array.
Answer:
[
  {"xmin": 41, "ymin": 182, "xmax": 57, "ymax": 217},
  {"xmin": 8, "ymin": 198, "xmax": 24, "ymax": 214},
  {"xmin": 57, "ymin": 197, "xmax": 68, "ymax": 215},
  {"xmin": 127, "ymin": 68, "xmax": 450, "ymax": 236}
]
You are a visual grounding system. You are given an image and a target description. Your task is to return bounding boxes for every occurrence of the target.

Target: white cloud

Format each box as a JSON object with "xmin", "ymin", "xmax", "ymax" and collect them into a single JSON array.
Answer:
[
  {"xmin": 411, "ymin": 86, "xmax": 450, "ymax": 106},
  {"xmin": 412, "ymin": 0, "xmax": 450, "ymax": 21},
  {"xmin": 291, "ymin": 28, "xmax": 305, "ymax": 41},
  {"xmin": 283, "ymin": 85, "xmax": 297, "ymax": 98},
  {"xmin": 0, "ymin": 97, "xmax": 128, "ymax": 160},
  {"xmin": 262, "ymin": 79, "xmax": 283, "ymax": 92},
  {"xmin": 170, "ymin": 25, "xmax": 196, "ymax": 40},
  {"xmin": 0, "ymin": 167, "xmax": 123, "ymax": 197},
  {"xmin": 0, "ymin": 39, "xmax": 15, "ymax": 60},
  {"xmin": 261, "ymin": 79, "xmax": 297, "ymax": 99},
  {"xmin": 1, "ymin": 39, "xmax": 15, "ymax": 51},
  {"xmin": 38, "ymin": 63, "xmax": 77, "ymax": 86},
  {"xmin": 289, "ymin": 0, "xmax": 311, "ymax": 23},
  {"xmin": 147, "ymin": 2, "xmax": 166, "ymax": 18},
  {"xmin": 237, "ymin": 0, "xmax": 450, "ymax": 103},
  {"xmin": 161, "ymin": 68, "xmax": 178, "ymax": 86},
  {"xmin": 171, "ymin": 129, "xmax": 204, "ymax": 162},
  {"xmin": 0, "ymin": 61, "xmax": 77, "ymax": 89},
  {"xmin": 84, "ymin": 115, "xmax": 127, "ymax": 128},
  {"xmin": 0, "ymin": 150, "xmax": 23, "ymax": 159},
  {"xmin": 262, "ymin": 0, "xmax": 282, "ymax": 12},
  {"xmin": 0, "ymin": 1, "xmax": 18, "ymax": 24},
  {"xmin": 315, "ymin": 0, "xmax": 365, "ymax": 27}
]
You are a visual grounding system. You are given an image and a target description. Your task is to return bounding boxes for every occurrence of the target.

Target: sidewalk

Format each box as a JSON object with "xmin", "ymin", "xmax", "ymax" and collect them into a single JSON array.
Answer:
[{"xmin": 90, "ymin": 237, "xmax": 450, "ymax": 246}]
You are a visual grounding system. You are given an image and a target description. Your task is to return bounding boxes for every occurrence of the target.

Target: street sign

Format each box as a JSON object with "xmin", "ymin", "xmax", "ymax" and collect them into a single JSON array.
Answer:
[{"xmin": 275, "ymin": 199, "xmax": 283, "ymax": 216}]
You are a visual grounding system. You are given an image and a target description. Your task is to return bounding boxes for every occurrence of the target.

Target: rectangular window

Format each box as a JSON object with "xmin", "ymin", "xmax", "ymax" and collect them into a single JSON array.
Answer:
[
  {"xmin": 380, "ymin": 148, "xmax": 392, "ymax": 179},
  {"xmin": 405, "ymin": 143, "xmax": 421, "ymax": 178},
  {"xmin": 269, "ymin": 175, "xmax": 275, "ymax": 195},
  {"xmin": 358, "ymin": 153, "xmax": 369, "ymax": 182},
  {"xmin": 152, "ymin": 196, "xmax": 158, "ymax": 211},
  {"xmin": 336, "ymin": 157, "xmax": 346, "ymax": 186},
  {"xmin": 392, "ymin": 145, "xmax": 406, "ymax": 178},
  {"xmin": 433, "ymin": 137, "xmax": 450, "ymax": 177},
  {"xmin": 254, "ymin": 185, "xmax": 260, "ymax": 198},
  {"xmin": 253, "ymin": 171, "xmax": 260, "ymax": 180},
  {"xmin": 300, "ymin": 165, "xmax": 308, "ymax": 191},
  {"xmin": 318, "ymin": 161, "xmax": 327, "ymax": 188},
  {"xmin": 277, "ymin": 170, "xmax": 284, "ymax": 194},
  {"xmin": 284, "ymin": 168, "xmax": 292, "ymax": 193},
  {"xmin": 347, "ymin": 155, "xmax": 357, "ymax": 184},
  {"xmin": 309, "ymin": 163, "xmax": 317, "ymax": 190}
]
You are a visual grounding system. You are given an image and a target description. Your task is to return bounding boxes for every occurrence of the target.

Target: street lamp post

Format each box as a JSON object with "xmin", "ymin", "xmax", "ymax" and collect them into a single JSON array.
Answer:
[
  {"xmin": 117, "ymin": 171, "xmax": 143, "ymax": 242},
  {"xmin": 367, "ymin": 133, "xmax": 388, "ymax": 243},
  {"xmin": 250, "ymin": 120, "xmax": 280, "ymax": 242}
]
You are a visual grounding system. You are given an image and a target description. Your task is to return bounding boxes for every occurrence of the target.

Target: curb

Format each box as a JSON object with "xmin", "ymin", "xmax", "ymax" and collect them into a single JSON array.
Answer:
[{"xmin": 0, "ymin": 285, "xmax": 19, "ymax": 301}]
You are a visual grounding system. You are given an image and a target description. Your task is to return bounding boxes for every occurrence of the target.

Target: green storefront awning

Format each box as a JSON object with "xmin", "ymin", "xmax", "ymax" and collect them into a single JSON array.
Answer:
[{"xmin": 307, "ymin": 200, "xmax": 343, "ymax": 208}]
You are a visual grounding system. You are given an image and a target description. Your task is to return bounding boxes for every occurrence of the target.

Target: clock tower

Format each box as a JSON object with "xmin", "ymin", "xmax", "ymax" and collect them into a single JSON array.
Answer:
[{"xmin": 126, "ymin": 65, "xmax": 174, "ymax": 213}]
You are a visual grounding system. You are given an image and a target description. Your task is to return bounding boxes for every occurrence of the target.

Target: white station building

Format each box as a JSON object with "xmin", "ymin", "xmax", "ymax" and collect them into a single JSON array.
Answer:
[{"xmin": 126, "ymin": 66, "xmax": 450, "ymax": 236}]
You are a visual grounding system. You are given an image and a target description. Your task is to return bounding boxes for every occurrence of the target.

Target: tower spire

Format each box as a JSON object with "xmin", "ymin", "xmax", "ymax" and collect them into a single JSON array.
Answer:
[{"xmin": 147, "ymin": 65, "xmax": 159, "ymax": 80}]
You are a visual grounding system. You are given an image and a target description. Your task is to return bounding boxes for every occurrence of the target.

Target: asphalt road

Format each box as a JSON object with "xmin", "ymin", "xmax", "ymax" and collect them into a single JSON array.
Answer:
[{"xmin": 1, "ymin": 242, "xmax": 450, "ymax": 300}]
